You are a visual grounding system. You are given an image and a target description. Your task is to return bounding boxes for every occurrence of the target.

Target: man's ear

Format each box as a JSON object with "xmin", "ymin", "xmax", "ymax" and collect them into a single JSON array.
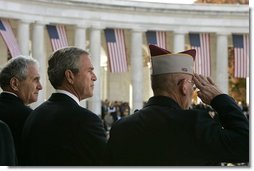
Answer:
[
  {"xmin": 179, "ymin": 82, "xmax": 188, "ymax": 96},
  {"xmin": 10, "ymin": 77, "xmax": 20, "ymax": 91},
  {"xmin": 65, "ymin": 70, "xmax": 75, "ymax": 84}
]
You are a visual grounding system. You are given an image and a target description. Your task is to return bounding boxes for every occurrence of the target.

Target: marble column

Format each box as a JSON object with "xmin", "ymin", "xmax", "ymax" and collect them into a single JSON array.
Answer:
[
  {"xmin": 74, "ymin": 24, "xmax": 88, "ymax": 108},
  {"xmin": 216, "ymin": 33, "xmax": 229, "ymax": 94},
  {"xmin": 74, "ymin": 24, "xmax": 87, "ymax": 49},
  {"xmin": 88, "ymin": 25, "xmax": 102, "ymax": 115},
  {"xmin": 30, "ymin": 21, "xmax": 47, "ymax": 109},
  {"xmin": 17, "ymin": 20, "xmax": 31, "ymax": 56},
  {"xmin": 173, "ymin": 31, "xmax": 186, "ymax": 52},
  {"xmin": 130, "ymin": 29, "xmax": 144, "ymax": 112},
  {"xmin": 246, "ymin": 77, "xmax": 249, "ymax": 105}
]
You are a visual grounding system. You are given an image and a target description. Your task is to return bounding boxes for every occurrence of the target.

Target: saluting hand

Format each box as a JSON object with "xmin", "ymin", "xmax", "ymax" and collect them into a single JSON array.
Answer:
[{"xmin": 193, "ymin": 74, "xmax": 223, "ymax": 105}]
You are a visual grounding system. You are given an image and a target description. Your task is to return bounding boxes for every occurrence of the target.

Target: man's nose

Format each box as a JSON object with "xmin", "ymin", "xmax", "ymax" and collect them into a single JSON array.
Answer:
[{"xmin": 38, "ymin": 82, "xmax": 43, "ymax": 90}]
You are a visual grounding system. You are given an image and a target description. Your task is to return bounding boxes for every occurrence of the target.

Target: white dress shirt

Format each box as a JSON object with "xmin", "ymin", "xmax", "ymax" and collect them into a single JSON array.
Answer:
[{"xmin": 55, "ymin": 89, "xmax": 80, "ymax": 106}]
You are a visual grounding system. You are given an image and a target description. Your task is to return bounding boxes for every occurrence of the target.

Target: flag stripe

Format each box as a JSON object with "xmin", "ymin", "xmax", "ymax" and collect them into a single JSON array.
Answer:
[
  {"xmin": 245, "ymin": 34, "xmax": 249, "ymax": 77},
  {"xmin": 189, "ymin": 33, "xmax": 211, "ymax": 76},
  {"xmin": 0, "ymin": 19, "xmax": 21, "ymax": 58},
  {"xmin": 105, "ymin": 28, "xmax": 128, "ymax": 72},
  {"xmin": 156, "ymin": 31, "xmax": 166, "ymax": 49},
  {"xmin": 47, "ymin": 24, "xmax": 68, "ymax": 51},
  {"xmin": 233, "ymin": 34, "xmax": 249, "ymax": 78},
  {"xmin": 202, "ymin": 34, "xmax": 210, "ymax": 75},
  {"xmin": 146, "ymin": 31, "xmax": 166, "ymax": 49},
  {"xmin": 117, "ymin": 29, "xmax": 125, "ymax": 71}
]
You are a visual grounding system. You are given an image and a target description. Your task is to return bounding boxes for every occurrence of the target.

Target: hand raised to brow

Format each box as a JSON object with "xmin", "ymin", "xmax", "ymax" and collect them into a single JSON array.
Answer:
[{"xmin": 193, "ymin": 74, "xmax": 223, "ymax": 105}]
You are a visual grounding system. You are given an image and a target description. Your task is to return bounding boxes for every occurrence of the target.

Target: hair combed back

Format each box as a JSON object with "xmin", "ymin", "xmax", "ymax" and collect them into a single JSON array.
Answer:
[
  {"xmin": 0, "ymin": 56, "xmax": 38, "ymax": 89},
  {"xmin": 47, "ymin": 47, "xmax": 89, "ymax": 89}
]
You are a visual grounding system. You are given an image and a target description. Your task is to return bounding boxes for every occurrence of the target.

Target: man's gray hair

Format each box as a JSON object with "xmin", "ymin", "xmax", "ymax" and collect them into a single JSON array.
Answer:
[
  {"xmin": 47, "ymin": 47, "xmax": 89, "ymax": 89},
  {"xmin": 0, "ymin": 56, "xmax": 38, "ymax": 89}
]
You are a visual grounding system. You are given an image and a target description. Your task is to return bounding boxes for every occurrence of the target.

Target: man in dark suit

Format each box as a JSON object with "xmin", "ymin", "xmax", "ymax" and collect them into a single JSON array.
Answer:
[
  {"xmin": 22, "ymin": 47, "xmax": 107, "ymax": 166},
  {"xmin": 104, "ymin": 44, "xmax": 249, "ymax": 166},
  {"xmin": 0, "ymin": 120, "xmax": 17, "ymax": 166},
  {"xmin": 0, "ymin": 56, "xmax": 42, "ymax": 165}
]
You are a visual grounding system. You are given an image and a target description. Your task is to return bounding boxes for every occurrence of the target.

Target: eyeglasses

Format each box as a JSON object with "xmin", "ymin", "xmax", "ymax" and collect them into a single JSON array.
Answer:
[{"xmin": 177, "ymin": 79, "xmax": 196, "ymax": 90}]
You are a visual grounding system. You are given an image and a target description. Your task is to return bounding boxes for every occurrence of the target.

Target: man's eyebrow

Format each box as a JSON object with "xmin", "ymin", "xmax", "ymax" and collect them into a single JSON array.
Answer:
[{"xmin": 34, "ymin": 76, "xmax": 40, "ymax": 80}]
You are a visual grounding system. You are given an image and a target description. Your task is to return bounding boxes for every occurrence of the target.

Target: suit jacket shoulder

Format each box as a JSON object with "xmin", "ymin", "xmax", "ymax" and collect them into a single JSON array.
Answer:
[{"xmin": 22, "ymin": 93, "xmax": 107, "ymax": 166}]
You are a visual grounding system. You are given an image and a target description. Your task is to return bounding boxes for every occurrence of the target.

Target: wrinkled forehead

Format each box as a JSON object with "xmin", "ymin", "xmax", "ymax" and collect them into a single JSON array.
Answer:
[{"xmin": 81, "ymin": 54, "xmax": 94, "ymax": 68}]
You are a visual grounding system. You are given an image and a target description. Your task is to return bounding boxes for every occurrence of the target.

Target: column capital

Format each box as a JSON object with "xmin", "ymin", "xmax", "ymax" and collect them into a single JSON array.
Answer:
[
  {"xmin": 90, "ymin": 22, "xmax": 105, "ymax": 30},
  {"xmin": 131, "ymin": 28, "xmax": 146, "ymax": 33},
  {"xmin": 216, "ymin": 32, "xmax": 230, "ymax": 36},
  {"xmin": 173, "ymin": 30, "xmax": 187, "ymax": 34},
  {"xmin": 18, "ymin": 19, "xmax": 33, "ymax": 24},
  {"xmin": 34, "ymin": 20, "xmax": 49, "ymax": 26},
  {"xmin": 75, "ymin": 23, "xmax": 89, "ymax": 29}
]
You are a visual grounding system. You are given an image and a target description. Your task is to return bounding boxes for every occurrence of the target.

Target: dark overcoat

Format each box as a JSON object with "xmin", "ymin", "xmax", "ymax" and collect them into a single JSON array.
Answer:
[
  {"xmin": 22, "ymin": 93, "xmax": 107, "ymax": 166},
  {"xmin": 0, "ymin": 120, "xmax": 17, "ymax": 166},
  {"xmin": 105, "ymin": 94, "xmax": 249, "ymax": 166},
  {"xmin": 0, "ymin": 92, "xmax": 32, "ymax": 164}
]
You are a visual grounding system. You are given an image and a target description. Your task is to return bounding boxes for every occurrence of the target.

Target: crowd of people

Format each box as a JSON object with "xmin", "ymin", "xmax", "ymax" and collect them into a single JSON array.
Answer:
[
  {"xmin": 0, "ymin": 45, "xmax": 249, "ymax": 166},
  {"xmin": 101, "ymin": 100, "xmax": 249, "ymax": 133},
  {"xmin": 101, "ymin": 100, "xmax": 130, "ymax": 131},
  {"xmin": 192, "ymin": 102, "xmax": 249, "ymax": 120}
]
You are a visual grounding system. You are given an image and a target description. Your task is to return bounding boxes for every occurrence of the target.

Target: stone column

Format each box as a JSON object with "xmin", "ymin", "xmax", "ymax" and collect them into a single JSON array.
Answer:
[
  {"xmin": 87, "ymin": 25, "xmax": 103, "ymax": 115},
  {"xmin": 17, "ymin": 20, "xmax": 31, "ymax": 56},
  {"xmin": 173, "ymin": 31, "xmax": 186, "ymax": 52},
  {"xmin": 216, "ymin": 33, "xmax": 229, "ymax": 94},
  {"xmin": 30, "ymin": 21, "xmax": 47, "ymax": 109},
  {"xmin": 74, "ymin": 24, "xmax": 88, "ymax": 108},
  {"xmin": 74, "ymin": 24, "xmax": 87, "ymax": 49},
  {"xmin": 130, "ymin": 29, "xmax": 144, "ymax": 112},
  {"xmin": 246, "ymin": 77, "xmax": 249, "ymax": 105}
]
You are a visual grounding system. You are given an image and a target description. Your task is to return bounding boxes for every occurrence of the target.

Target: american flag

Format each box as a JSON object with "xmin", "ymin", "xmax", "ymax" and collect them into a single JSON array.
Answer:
[
  {"xmin": 0, "ymin": 19, "xmax": 21, "ymax": 58},
  {"xmin": 146, "ymin": 31, "xmax": 166, "ymax": 49},
  {"xmin": 46, "ymin": 25, "xmax": 68, "ymax": 51},
  {"xmin": 104, "ymin": 28, "xmax": 128, "ymax": 72},
  {"xmin": 189, "ymin": 33, "xmax": 211, "ymax": 77},
  {"xmin": 232, "ymin": 34, "xmax": 249, "ymax": 78}
]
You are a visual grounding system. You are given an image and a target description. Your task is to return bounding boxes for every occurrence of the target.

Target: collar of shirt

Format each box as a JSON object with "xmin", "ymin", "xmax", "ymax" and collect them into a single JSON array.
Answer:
[
  {"xmin": 55, "ymin": 89, "xmax": 80, "ymax": 106},
  {"xmin": 2, "ymin": 91, "xmax": 18, "ymax": 97}
]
